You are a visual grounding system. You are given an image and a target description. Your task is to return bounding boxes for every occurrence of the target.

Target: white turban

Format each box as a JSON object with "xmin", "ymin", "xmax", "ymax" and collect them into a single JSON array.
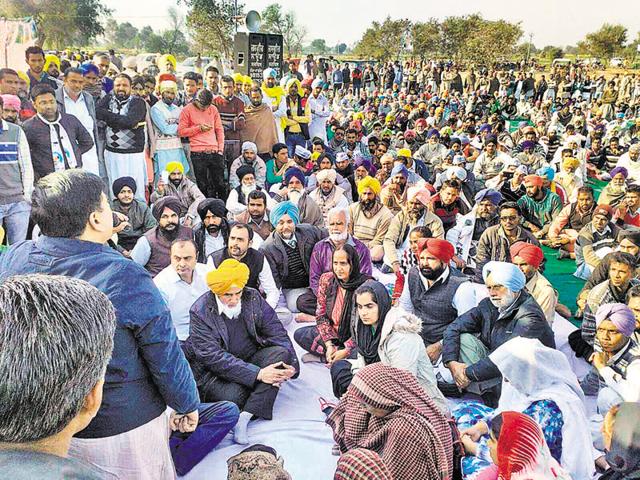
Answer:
[
  {"xmin": 316, "ymin": 168, "xmax": 337, "ymax": 184},
  {"xmin": 241, "ymin": 141, "xmax": 257, "ymax": 153},
  {"xmin": 311, "ymin": 78, "xmax": 323, "ymax": 89},
  {"xmin": 263, "ymin": 68, "xmax": 277, "ymax": 81}
]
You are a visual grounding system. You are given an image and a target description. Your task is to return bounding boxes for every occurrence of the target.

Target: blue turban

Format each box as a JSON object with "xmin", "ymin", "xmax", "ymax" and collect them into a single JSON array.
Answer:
[
  {"xmin": 80, "ymin": 63, "xmax": 100, "ymax": 77},
  {"xmin": 269, "ymin": 201, "xmax": 300, "ymax": 226},
  {"xmin": 479, "ymin": 123, "xmax": 492, "ymax": 133},
  {"xmin": 475, "ymin": 188, "xmax": 502, "ymax": 206},
  {"xmin": 390, "ymin": 164, "xmax": 409, "ymax": 178},
  {"xmin": 427, "ymin": 129, "xmax": 440, "ymax": 139},
  {"xmin": 536, "ymin": 166, "xmax": 555, "ymax": 181},
  {"xmin": 355, "ymin": 156, "xmax": 377, "ymax": 176},
  {"xmin": 482, "ymin": 261, "xmax": 526, "ymax": 292},
  {"xmin": 284, "ymin": 167, "xmax": 306, "ymax": 186}
]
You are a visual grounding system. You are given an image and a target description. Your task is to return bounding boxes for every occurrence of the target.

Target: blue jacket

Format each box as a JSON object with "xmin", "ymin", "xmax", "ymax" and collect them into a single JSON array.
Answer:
[
  {"xmin": 442, "ymin": 291, "xmax": 555, "ymax": 382},
  {"xmin": 186, "ymin": 288, "xmax": 299, "ymax": 388},
  {"xmin": 0, "ymin": 236, "xmax": 199, "ymax": 438}
]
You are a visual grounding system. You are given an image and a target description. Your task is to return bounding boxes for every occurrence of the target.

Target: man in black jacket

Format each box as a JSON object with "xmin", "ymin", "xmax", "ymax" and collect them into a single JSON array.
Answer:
[
  {"xmin": 194, "ymin": 198, "xmax": 230, "ymax": 263},
  {"xmin": 23, "ymin": 84, "xmax": 93, "ymax": 180},
  {"xmin": 443, "ymin": 261, "xmax": 554, "ymax": 403},
  {"xmin": 96, "ymin": 73, "xmax": 147, "ymax": 201}
]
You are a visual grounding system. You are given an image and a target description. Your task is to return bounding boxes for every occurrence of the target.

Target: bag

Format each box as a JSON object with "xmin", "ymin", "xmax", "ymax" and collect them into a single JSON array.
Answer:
[{"xmin": 448, "ymin": 418, "xmax": 465, "ymax": 480}]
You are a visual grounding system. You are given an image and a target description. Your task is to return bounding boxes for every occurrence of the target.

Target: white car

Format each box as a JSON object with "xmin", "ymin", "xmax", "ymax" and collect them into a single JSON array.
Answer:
[
  {"xmin": 610, "ymin": 57, "xmax": 624, "ymax": 68},
  {"xmin": 176, "ymin": 56, "xmax": 212, "ymax": 77},
  {"xmin": 136, "ymin": 53, "xmax": 159, "ymax": 72}
]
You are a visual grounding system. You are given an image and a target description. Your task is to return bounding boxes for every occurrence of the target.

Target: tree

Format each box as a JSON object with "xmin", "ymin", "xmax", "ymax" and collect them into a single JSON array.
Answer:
[
  {"xmin": 113, "ymin": 22, "xmax": 139, "ymax": 50},
  {"xmin": 411, "ymin": 19, "xmax": 441, "ymax": 60},
  {"xmin": 178, "ymin": 0, "xmax": 241, "ymax": 56},
  {"xmin": 308, "ymin": 38, "xmax": 328, "ymax": 55},
  {"xmin": 261, "ymin": 4, "xmax": 306, "ymax": 56},
  {"xmin": 541, "ymin": 45, "xmax": 564, "ymax": 60},
  {"xmin": 335, "ymin": 43, "xmax": 348, "ymax": 55},
  {"xmin": 582, "ymin": 23, "xmax": 628, "ymax": 61},
  {"xmin": 353, "ymin": 16, "xmax": 411, "ymax": 61},
  {"xmin": 0, "ymin": 0, "xmax": 111, "ymax": 47}
]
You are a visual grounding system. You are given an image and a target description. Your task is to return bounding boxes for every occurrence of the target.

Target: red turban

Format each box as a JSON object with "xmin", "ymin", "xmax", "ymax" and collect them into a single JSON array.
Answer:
[
  {"xmin": 510, "ymin": 241, "xmax": 544, "ymax": 269},
  {"xmin": 417, "ymin": 238, "xmax": 455, "ymax": 263},
  {"xmin": 523, "ymin": 175, "xmax": 543, "ymax": 187}
]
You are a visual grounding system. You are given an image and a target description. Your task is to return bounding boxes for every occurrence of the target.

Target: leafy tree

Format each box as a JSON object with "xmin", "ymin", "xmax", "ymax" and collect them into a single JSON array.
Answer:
[
  {"xmin": 411, "ymin": 19, "xmax": 441, "ymax": 60},
  {"xmin": 178, "ymin": 0, "xmax": 241, "ymax": 56},
  {"xmin": 335, "ymin": 43, "xmax": 348, "ymax": 55},
  {"xmin": 540, "ymin": 45, "xmax": 564, "ymax": 60},
  {"xmin": 113, "ymin": 22, "xmax": 139, "ymax": 50},
  {"xmin": 261, "ymin": 3, "xmax": 306, "ymax": 56},
  {"xmin": 0, "ymin": 0, "xmax": 111, "ymax": 47},
  {"xmin": 308, "ymin": 38, "xmax": 328, "ymax": 55},
  {"xmin": 582, "ymin": 23, "xmax": 628, "ymax": 61}
]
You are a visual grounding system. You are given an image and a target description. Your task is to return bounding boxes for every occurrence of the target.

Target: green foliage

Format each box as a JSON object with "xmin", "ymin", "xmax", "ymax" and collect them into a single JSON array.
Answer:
[
  {"xmin": 308, "ymin": 38, "xmax": 328, "ymax": 55},
  {"xmin": 540, "ymin": 45, "xmax": 564, "ymax": 60},
  {"xmin": 0, "ymin": 0, "xmax": 111, "ymax": 48},
  {"xmin": 353, "ymin": 16, "xmax": 411, "ymax": 61},
  {"xmin": 178, "ymin": 0, "xmax": 241, "ymax": 56},
  {"xmin": 583, "ymin": 23, "xmax": 628, "ymax": 61},
  {"xmin": 260, "ymin": 3, "xmax": 306, "ymax": 56}
]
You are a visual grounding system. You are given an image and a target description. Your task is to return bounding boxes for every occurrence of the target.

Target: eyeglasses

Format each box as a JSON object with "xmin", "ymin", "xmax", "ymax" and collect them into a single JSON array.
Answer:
[{"xmin": 500, "ymin": 215, "xmax": 518, "ymax": 221}]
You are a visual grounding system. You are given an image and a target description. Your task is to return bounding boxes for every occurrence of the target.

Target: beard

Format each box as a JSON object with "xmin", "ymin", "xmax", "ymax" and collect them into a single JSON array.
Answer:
[
  {"xmin": 288, "ymin": 189, "xmax": 302, "ymax": 205},
  {"xmin": 170, "ymin": 178, "xmax": 181, "ymax": 187},
  {"xmin": 220, "ymin": 301, "xmax": 242, "ymax": 319},
  {"xmin": 115, "ymin": 92, "xmax": 129, "ymax": 101},
  {"xmin": 160, "ymin": 222, "xmax": 179, "ymax": 239},
  {"xmin": 408, "ymin": 207, "xmax": 425, "ymax": 222},
  {"xmin": 489, "ymin": 290, "xmax": 518, "ymax": 309},
  {"xmin": 241, "ymin": 184, "xmax": 256, "ymax": 196},
  {"xmin": 250, "ymin": 100, "xmax": 262, "ymax": 107},
  {"xmin": 361, "ymin": 198, "xmax": 377, "ymax": 211},
  {"xmin": 163, "ymin": 97, "xmax": 173, "ymax": 106},
  {"xmin": 420, "ymin": 264, "xmax": 445, "ymax": 281},
  {"xmin": 206, "ymin": 223, "xmax": 221, "ymax": 234},
  {"xmin": 329, "ymin": 231, "xmax": 349, "ymax": 243},
  {"xmin": 610, "ymin": 185, "xmax": 626, "ymax": 195}
]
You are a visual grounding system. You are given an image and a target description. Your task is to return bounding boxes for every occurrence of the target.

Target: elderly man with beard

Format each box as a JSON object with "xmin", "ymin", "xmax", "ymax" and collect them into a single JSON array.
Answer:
[
  {"xmin": 208, "ymin": 224, "xmax": 281, "ymax": 321},
  {"xmin": 615, "ymin": 144, "xmax": 640, "ymax": 184},
  {"xmin": 130, "ymin": 196, "xmax": 194, "ymax": 276},
  {"xmin": 260, "ymin": 68, "xmax": 287, "ymax": 143},
  {"xmin": 380, "ymin": 163, "xmax": 412, "ymax": 214},
  {"xmin": 548, "ymin": 186, "xmax": 596, "ymax": 257},
  {"xmin": 96, "ymin": 74, "xmax": 147, "ymax": 201},
  {"xmin": 472, "ymin": 135, "xmax": 510, "ymax": 187},
  {"xmin": 229, "ymin": 141, "xmax": 267, "ymax": 189},
  {"xmin": 447, "ymin": 188, "xmax": 502, "ymax": 271},
  {"xmin": 270, "ymin": 167, "xmax": 323, "ymax": 227},
  {"xmin": 309, "ymin": 206, "xmax": 372, "ymax": 303},
  {"xmin": 111, "ymin": 176, "xmax": 156, "ymax": 255},
  {"xmin": 23, "ymin": 84, "xmax": 93, "ymax": 181},
  {"xmin": 226, "ymin": 165, "xmax": 276, "ymax": 224},
  {"xmin": 414, "ymin": 129, "xmax": 447, "ymax": 166},
  {"xmin": 443, "ymin": 261, "xmax": 554, "ymax": 402},
  {"xmin": 242, "ymin": 88, "xmax": 278, "ymax": 159},
  {"xmin": 398, "ymin": 238, "xmax": 478, "ymax": 367},
  {"xmin": 260, "ymin": 201, "xmax": 325, "ymax": 319},
  {"xmin": 308, "ymin": 167, "xmax": 350, "ymax": 226},
  {"xmin": 150, "ymin": 79, "xmax": 189, "ymax": 176},
  {"xmin": 349, "ymin": 176, "xmax": 394, "ymax": 262},
  {"xmin": 185, "ymin": 259, "xmax": 298, "ymax": 445},
  {"xmin": 383, "ymin": 186, "xmax": 444, "ymax": 274},
  {"xmin": 194, "ymin": 198, "xmax": 230, "ymax": 263},
  {"xmin": 517, "ymin": 174, "xmax": 562, "ymax": 240},
  {"xmin": 151, "ymin": 161, "xmax": 206, "ymax": 227},
  {"xmin": 510, "ymin": 241, "xmax": 557, "ymax": 325}
]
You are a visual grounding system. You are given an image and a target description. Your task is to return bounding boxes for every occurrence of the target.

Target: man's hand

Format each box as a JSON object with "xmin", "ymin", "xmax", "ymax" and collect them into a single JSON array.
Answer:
[
  {"xmin": 257, "ymin": 362, "xmax": 295, "ymax": 385},
  {"xmin": 426, "ymin": 342, "xmax": 442, "ymax": 363},
  {"xmin": 199, "ymin": 123, "xmax": 212, "ymax": 132},
  {"xmin": 591, "ymin": 351, "xmax": 609, "ymax": 371},
  {"xmin": 452, "ymin": 255, "xmax": 466, "ymax": 270},
  {"xmin": 447, "ymin": 361, "xmax": 471, "ymax": 390},
  {"xmin": 392, "ymin": 262, "xmax": 401, "ymax": 274},
  {"xmin": 170, "ymin": 410, "xmax": 199, "ymax": 433},
  {"xmin": 278, "ymin": 187, "xmax": 289, "ymax": 198},
  {"xmin": 183, "ymin": 216, "xmax": 193, "ymax": 228}
]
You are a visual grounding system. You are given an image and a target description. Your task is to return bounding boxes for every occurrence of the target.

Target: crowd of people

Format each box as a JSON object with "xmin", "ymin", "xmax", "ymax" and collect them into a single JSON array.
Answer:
[{"xmin": 0, "ymin": 44, "xmax": 640, "ymax": 479}]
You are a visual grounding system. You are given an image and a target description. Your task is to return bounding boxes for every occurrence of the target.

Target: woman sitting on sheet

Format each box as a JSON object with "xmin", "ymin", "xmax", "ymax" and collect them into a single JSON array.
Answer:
[
  {"xmin": 293, "ymin": 244, "xmax": 370, "ymax": 363},
  {"xmin": 472, "ymin": 411, "xmax": 572, "ymax": 480},
  {"xmin": 327, "ymin": 363, "xmax": 454, "ymax": 480},
  {"xmin": 454, "ymin": 337, "xmax": 594, "ymax": 480},
  {"xmin": 328, "ymin": 279, "xmax": 448, "ymax": 413}
]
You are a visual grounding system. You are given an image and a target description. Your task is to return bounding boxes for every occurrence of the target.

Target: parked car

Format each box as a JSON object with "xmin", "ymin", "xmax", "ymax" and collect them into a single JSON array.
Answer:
[
  {"xmin": 176, "ymin": 56, "xmax": 212, "ymax": 77},
  {"xmin": 136, "ymin": 53, "xmax": 159, "ymax": 72},
  {"xmin": 610, "ymin": 57, "xmax": 625, "ymax": 68}
]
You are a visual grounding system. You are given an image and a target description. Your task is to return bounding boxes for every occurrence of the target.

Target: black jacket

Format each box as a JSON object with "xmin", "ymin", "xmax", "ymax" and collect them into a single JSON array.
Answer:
[{"xmin": 442, "ymin": 291, "xmax": 555, "ymax": 382}]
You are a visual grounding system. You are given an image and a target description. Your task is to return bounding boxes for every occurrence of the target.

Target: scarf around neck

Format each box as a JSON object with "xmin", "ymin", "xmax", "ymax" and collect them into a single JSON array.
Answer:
[{"xmin": 38, "ymin": 113, "xmax": 77, "ymax": 171}]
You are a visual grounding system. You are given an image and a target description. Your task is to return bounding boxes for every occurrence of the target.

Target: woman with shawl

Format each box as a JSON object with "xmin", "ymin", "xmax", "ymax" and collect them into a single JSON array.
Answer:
[
  {"xmin": 455, "ymin": 337, "xmax": 595, "ymax": 479},
  {"xmin": 293, "ymin": 244, "xmax": 371, "ymax": 364},
  {"xmin": 472, "ymin": 411, "xmax": 572, "ymax": 480},
  {"xmin": 327, "ymin": 363, "xmax": 453, "ymax": 480}
]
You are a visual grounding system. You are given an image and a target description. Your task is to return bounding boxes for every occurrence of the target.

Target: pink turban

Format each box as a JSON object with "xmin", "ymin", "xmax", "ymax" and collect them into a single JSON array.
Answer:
[
  {"xmin": 407, "ymin": 186, "xmax": 431, "ymax": 206},
  {"xmin": 0, "ymin": 94, "xmax": 21, "ymax": 110}
]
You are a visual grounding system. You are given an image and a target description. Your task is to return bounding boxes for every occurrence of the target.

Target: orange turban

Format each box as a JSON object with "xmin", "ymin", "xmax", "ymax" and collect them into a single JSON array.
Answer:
[
  {"xmin": 510, "ymin": 241, "xmax": 544, "ymax": 269},
  {"xmin": 206, "ymin": 259, "xmax": 250, "ymax": 296},
  {"xmin": 417, "ymin": 238, "xmax": 455, "ymax": 263},
  {"xmin": 523, "ymin": 175, "xmax": 543, "ymax": 187}
]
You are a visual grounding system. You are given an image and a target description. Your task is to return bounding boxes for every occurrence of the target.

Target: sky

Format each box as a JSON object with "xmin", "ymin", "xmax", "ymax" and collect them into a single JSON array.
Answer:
[{"xmin": 103, "ymin": 0, "xmax": 640, "ymax": 49}]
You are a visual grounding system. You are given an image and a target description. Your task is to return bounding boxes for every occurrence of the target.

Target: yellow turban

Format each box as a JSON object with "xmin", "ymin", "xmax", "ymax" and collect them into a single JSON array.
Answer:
[
  {"xmin": 562, "ymin": 157, "xmax": 580, "ymax": 170},
  {"xmin": 165, "ymin": 161, "xmax": 184, "ymax": 174},
  {"xmin": 17, "ymin": 71, "xmax": 30, "ymax": 87},
  {"xmin": 159, "ymin": 54, "xmax": 177, "ymax": 72},
  {"xmin": 243, "ymin": 75, "xmax": 253, "ymax": 86},
  {"xmin": 44, "ymin": 54, "xmax": 60, "ymax": 72},
  {"xmin": 357, "ymin": 176, "xmax": 382, "ymax": 196},
  {"xmin": 285, "ymin": 78, "xmax": 304, "ymax": 97},
  {"xmin": 397, "ymin": 148, "xmax": 412, "ymax": 158},
  {"xmin": 207, "ymin": 259, "xmax": 250, "ymax": 295},
  {"xmin": 233, "ymin": 72, "xmax": 244, "ymax": 84},
  {"xmin": 311, "ymin": 151, "xmax": 321, "ymax": 161}
]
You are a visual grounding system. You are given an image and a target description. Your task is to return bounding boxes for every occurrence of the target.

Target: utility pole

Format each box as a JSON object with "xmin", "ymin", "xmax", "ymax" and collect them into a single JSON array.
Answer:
[{"xmin": 526, "ymin": 33, "xmax": 533, "ymax": 64}]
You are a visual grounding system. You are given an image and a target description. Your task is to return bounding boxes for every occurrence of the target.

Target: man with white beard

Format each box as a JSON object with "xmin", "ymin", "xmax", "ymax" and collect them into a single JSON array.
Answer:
[
  {"xmin": 441, "ymin": 261, "xmax": 554, "ymax": 405},
  {"xmin": 269, "ymin": 167, "xmax": 323, "ymax": 227},
  {"xmin": 226, "ymin": 164, "xmax": 276, "ymax": 222}
]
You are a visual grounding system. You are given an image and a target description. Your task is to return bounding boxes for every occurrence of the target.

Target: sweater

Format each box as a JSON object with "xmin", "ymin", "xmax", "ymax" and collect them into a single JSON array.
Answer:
[
  {"xmin": 177, "ymin": 103, "xmax": 225, "ymax": 153},
  {"xmin": 95, "ymin": 94, "xmax": 147, "ymax": 154}
]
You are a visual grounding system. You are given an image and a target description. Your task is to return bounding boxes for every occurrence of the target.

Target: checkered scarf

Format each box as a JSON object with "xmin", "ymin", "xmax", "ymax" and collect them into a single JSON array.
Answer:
[
  {"xmin": 334, "ymin": 448, "xmax": 392, "ymax": 480},
  {"xmin": 327, "ymin": 364, "xmax": 453, "ymax": 480}
]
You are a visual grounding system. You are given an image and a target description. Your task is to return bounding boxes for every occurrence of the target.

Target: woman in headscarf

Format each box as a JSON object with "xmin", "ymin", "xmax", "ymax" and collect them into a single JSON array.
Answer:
[
  {"xmin": 472, "ymin": 411, "xmax": 572, "ymax": 480},
  {"xmin": 327, "ymin": 363, "xmax": 453, "ymax": 480},
  {"xmin": 598, "ymin": 166, "xmax": 628, "ymax": 208},
  {"xmin": 334, "ymin": 448, "xmax": 392, "ymax": 480},
  {"xmin": 293, "ymin": 244, "xmax": 371, "ymax": 364},
  {"xmin": 455, "ymin": 337, "xmax": 594, "ymax": 480}
]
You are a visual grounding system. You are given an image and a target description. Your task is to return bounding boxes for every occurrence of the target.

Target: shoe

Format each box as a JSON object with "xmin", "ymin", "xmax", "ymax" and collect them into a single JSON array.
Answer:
[
  {"xmin": 557, "ymin": 249, "xmax": 570, "ymax": 260},
  {"xmin": 301, "ymin": 352, "xmax": 323, "ymax": 364},
  {"xmin": 437, "ymin": 380, "xmax": 462, "ymax": 398}
]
